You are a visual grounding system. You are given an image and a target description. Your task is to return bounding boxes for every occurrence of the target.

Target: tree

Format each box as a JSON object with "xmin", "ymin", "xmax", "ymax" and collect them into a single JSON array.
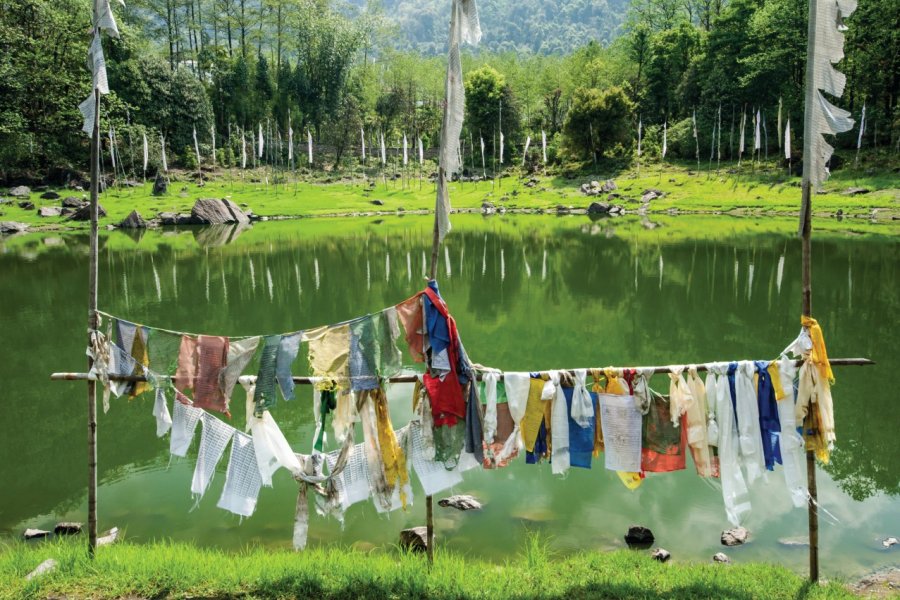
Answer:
[
  {"xmin": 465, "ymin": 65, "xmax": 522, "ymax": 159},
  {"xmin": 562, "ymin": 86, "xmax": 635, "ymax": 161}
]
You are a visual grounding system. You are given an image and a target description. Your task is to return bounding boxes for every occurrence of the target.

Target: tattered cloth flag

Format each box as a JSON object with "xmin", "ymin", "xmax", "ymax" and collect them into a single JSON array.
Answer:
[
  {"xmin": 160, "ymin": 135, "xmax": 168, "ymax": 172},
  {"xmin": 541, "ymin": 130, "xmax": 547, "ymax": 164},
  {"xmin": 435, "ymin": 0, "xmax": 482, "ymax": 243},
  {"xmin": 418, "ymin": 137, "xmax": 424, "ymax": 165},
  {"xmin": 361, "ymin": 128, "xmax": 366, "ymax": 160},
  {"xmin": 637, "ymin": 117, "xmax": 642, "ymax": 157},
  {"xmin": 108, "ymin": 128, "xmax": 116, "ymax": 170},
  {"xmin": 785, "ymin": 120, "xmax": 791, "ymax": 160},
  {"xmin": 380, "ymin": 132, "xmax": 386, "ymax": 165},
  {"xmin": 258, "ymin": 123, "xmax": 264, "ymax": 159},
  {"xmin": 739, "ymin": 112, "xmax": 746, "ymax": 156},
  {"xmin": 662, "ymin": 121, "xmax": 667, "ymax": 159},
  {"xmin": 857, "ymin": 103, "xmax": 866, "ymax": 149},
  {"xmin": 522, "ymin": 136, "xmax": 531, "ymax": 166},
  {"xmin": 480, "ymin": 136, "xmax": 486, "ymax": 172},
  {"xmin": 307, "ymin": 130, "xmax": 313, "ymax": 165},
  {"xmin": 94, "ymin": 0, "xmax": 121, "ymax": 37},
  {"xmin": 142, "ymin": 132, "xmax": 148, "ymax": 174},
  {"xmin": 193, "ymin": 126, "xmax": 201, "ymax": 167},
  {"xmin": 241, "ymin": 132, "xmax": 247, "ymax": 168},
  {"xmin": 778, "ymin": 97, "xmax": 783, "ymax": 148},
  {"xmin": 499, "ymin": 131, "xmax": 504, "ymax": 164},
  {"xmin": 403, "ymin": 134, "xmax": 408, "ymax": 166},
  {"xmin": 754, "ymin": 109, "xmax": 761, "ymax": 151},
  {"xmin": 288, "ymin": 118, "xmax": 293, "ymax": 163},
  {"xmin": 211, "ymin": 124, "xmax": 216, "ymax": 165}
]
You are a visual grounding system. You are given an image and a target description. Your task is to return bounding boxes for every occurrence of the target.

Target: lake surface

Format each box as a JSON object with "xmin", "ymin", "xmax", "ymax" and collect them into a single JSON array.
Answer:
[{"xmin": 1, "ymin": 214, "xmax": 897, "ymax": 578}]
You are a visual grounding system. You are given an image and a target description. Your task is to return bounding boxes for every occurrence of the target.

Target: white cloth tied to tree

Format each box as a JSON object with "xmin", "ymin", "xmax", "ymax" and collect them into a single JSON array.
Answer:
[
  {"xmin": 570, "ymin": 369, "xmax": 594, "ymax": 428},
  {"xmin": 435, "ymin": 0, "xmax": 481, "ymax": 242}
]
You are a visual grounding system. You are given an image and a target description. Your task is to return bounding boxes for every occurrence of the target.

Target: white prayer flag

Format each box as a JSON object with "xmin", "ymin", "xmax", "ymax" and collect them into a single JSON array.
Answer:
[
  {"xmin": 78, "ymin": 94, "xmax": 97, "ymax": 136},
  {"xmin": 857, "ymin": 104, "xmax": 866, "ymax": 149},
  {"xmin": 361, "ymin": 128, "xmax": 366, "ymax": 160},
  {"xmin": 661, "ymin": 121, "xmax": 667, "ymax": 159},
  {"xmin": 288, "ymin": 122, "xmax": 294, "ymax": 162},
  {"xmin": 142, "ymin": 132, "xmax": 148, "ymax": 173},
  {"xmin": 692, "ymin": 110, "xmax": 698, "ymax": 138},
  {"xmin": 87, "ymin": 33, "xmax": 109, "ymax": 95},
  {"xmin": 307, "ymin": 130, "xmax": 313, "ymax": 165},
  {"xmin": 522, "ymin": 135, "xmax": 531, "ymax": 166},
  {"xmin": 193, "ymin": 126, "xmax": 201, "ymax": 166},
  {"xmin": 241, "ymin": 133, "xmax": 247, "ymax": 168},
  {"xmin": 211, "ymin": 125, "xmax": 216, "ymax": 165},
  {"xmin": 418, "ymin": 137, "xmax": 424, "ymax": 165},
  {"xmin": 380, "ymin": 132, "xmax": 386, "ymax": 165},
  {"xmin": 637, "ymin": 118, "xmax": 642, "ymax": 157},
  {"xmin": 784, "ymin": 120, "xmax": 791, "ymax": 160},
  {"xmin": 108, "ymin": 128, "xmax": 116, "ymax": 170},
  {"xmin": 754, "ymin": 109, "xmax": 761, "ymax": 150},
  {"xmin": 479, "ymin": 136, "xmax": 485, "ymax": 170},
  {"xmin": 541, "ymin": 130, "xmax": 547, "ymax": 164},
  {"xmin": 499, "ymin": 131, "xmax": 504, "ymax": 164},
  {"xmin": 403, "ymin": 134, "xmax": 408, "ymax": 166},
  {"xmin": 258, "ymin": 123, "xmax": 264, "ymax": 158},
  {"xmin": 93, "ymin": 0, "xmax": 120, "ymax": 37},
  {"xmin": 777, "ymin": 97, "xmax": 783, "ymax": 148},
  {"xmin": 160, "ymin": 135, "xmax": 168, "ymax": 172},
  {"xmin": 739, "ymin": 113, "xmax": 746, "ymax": 155}
]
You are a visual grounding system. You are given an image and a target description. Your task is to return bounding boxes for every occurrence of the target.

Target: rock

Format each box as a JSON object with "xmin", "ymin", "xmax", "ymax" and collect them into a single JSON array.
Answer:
[
  {"xmin": 152, "ymin": 173, "xmax": 168, "ymax": 196},
  {"xmin": 590, "ymin": 180, "xmax": 600, "ymax": 189},
  {"xmin": 158, "ymin": 212, "xmax": 178, "ymax": 225},
  {"xmin": 524, "ymin": 178, "xmax": 537, "ymax": 188},
  {"xmin": 641, "ymin": 191, "xmax": 660, "ymax": 202},
  {"xmin": 882, "ymin": 537, "xmax": 898, "ymax": 549},
  {"xmin": 9, "ymin": 185, "xmax": 30, "ymax": 197},
  {"xmin": 18, "ymin": 201, "xmax": 35, "ymax": 210},
  {"xmin": 38, "ymin": 206, "xmax": 61, "ymax": 217},
  {"xmin": 721, "ymin": 526, "xmax": 749, "ymax": 546},
  {"xmin": 0, "ymin": 221, "xmax": 29, "ymax": 234},
  {"xmin": 438, "ymin": 494, "xmax": 482, "ymax": 511},
  {"xmin": 713, "ymin": 552, "xmax": 731, "ymax": 564},
  {"xmin": 850, "ymin": 567, "xmax": 900, "ymax": 597},
  {"xmin": 556, "ymin": 205, "xmax": 571, "ymax": 215},
  {"xmin": 580, "ymin": 183, "xmax": 599, "ymax": 196},
  {"xmin": 607, "ymin": 193, "xmax": 622, "ymax": 200},
  {"xmin": 190, "ymin": 198, "xmax": 250, "ymax": 225},
  {"xmin": 98, "ymin": 527, "xmax": 119, "ymax": 546},
  {"xmin": 601, "ymin": 179, "xmax": 617, "ymax": 193},
  {"xmin": 778, "ymin": 536, "xmax": 809, "ymax": 548},
  {"xmin": 609, "ymin": 205, "xmax": 624, "ymax": 215},
  {"xmin": 842, "ymin": 187, "xmax": 870, "ymax": 196},
  {"xmin": 481, "ymin": 201, "xmax": 496, "ymax": 214},
  {"xmin": 40, "ymin": 191, "xmax": 60, "ymax": 200},
  {"xmin": 624, "ymin": 526, "xmax": 654, "ymax": 548},
  {"xmin": 371, "ymin": 199, "xmax": 385, "ymax": 206},
  {"xmin": 67, "ymin": 204, "xmax": 106, "ymax": 221},
  {"xmin": 25, "ymin": 558, "xmax": 58, "ymax": 581},
  {"xmin": 23, "ymin": 528, "xmax": 50, "ymax": 540},
  {"xmin": 118, "ymin": 210, "xmax": 147, "ymax": 228},
  {"xmin": 54, "ymin": 522, "xmax": 82, "ymax": 536},
  {"xmin": 61, "ymin": 196, "xmax": 86, "ymax": 209},
  {"xmin": 399, "ymin": 526, "xmax": 428, "ymax": 553},
  {"xmin": 651, "ymin": 548, "xmax": 671, "ymax": 562},
  {"xmin": 587, "ymin": 201, "xmax": 611, "ymax": 214}
]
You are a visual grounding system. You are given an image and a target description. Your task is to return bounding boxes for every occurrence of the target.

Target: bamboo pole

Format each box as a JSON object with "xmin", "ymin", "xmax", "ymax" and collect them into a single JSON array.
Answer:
[
  {"xmin": 87, "ymin": 86, "xmax": 101, "ymax": 559},
  {"xmin": 801, "ymin": 0, "xmax": 820, "ymax": 582}
]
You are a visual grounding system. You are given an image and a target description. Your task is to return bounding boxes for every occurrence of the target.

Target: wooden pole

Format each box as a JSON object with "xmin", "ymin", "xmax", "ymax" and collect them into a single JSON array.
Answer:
[
  {"xmin": 87, "ymin": 86, "xmax": 101, "ymax": 559},
  {"xmin": 801, "ymin": 0, "xmax": 820, "ymax": 582}
]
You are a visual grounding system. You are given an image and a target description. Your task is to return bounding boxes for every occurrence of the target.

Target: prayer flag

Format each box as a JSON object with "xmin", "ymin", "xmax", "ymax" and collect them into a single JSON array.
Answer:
[
  {"xmin": 288, "ymin": 121, "xmax": 293, "ymax": 162},
  {"xmin": 403, "ymin": 134, "xmax": 408, "ymax": 166},
  {"xmin": 857, "ymin": 104, "xmax": 866, "ymax": 149},
  {"xmin": 193, "ymin": 126, "xmax": 201, "ymax": 166},
  {"xmin": 380, "ymin": 132, "xmax": 386, "ymax": 165},
  {"xmin": 499, "ymin": 131, "xmax": 504, "ymax": 164},
  {"xmin": 784, "ymin": 120, "xmax": 791, "ymax": 160},
  {"xmin": 662, "ymin": 121, "xmax": 667, "ymax": 159},
  {"xmin": 307, "ymin": 130, "xmax": 313, "ymax": 165},
  {"xmin": 361, "ymin": 128, "xmax": 366, "ymax": 160},
  {"xmin": 160, "ymin": 135, "xmax": 168, "ymax": 172},
  {"xmin": 637, "ymin": 118, "xmax": 642, "ymax": 157},
  {"xmin": 754, "ymin": 109, "xmax": 761, "ymax": 150},
  {"xmin": 541, "ymin": 130, "xmax": 547, "ymax": 164},
  {"xmin": 241, "ymin": 132, "xmax": 247, "ymax": 169},
  {"xmin": 142, "ymin": 132, "xmax": 148, "ymax": 174},
  {"xmin": 522, "ymin": 135, "xmax": 531, "ymax": 166},
  {"xmin": 258, "ymin": 123, "xmax": 264, "ymax": 158},
  {"xmin": 418, "ymin": 137, "xmax": 424, "ymax": 165}
]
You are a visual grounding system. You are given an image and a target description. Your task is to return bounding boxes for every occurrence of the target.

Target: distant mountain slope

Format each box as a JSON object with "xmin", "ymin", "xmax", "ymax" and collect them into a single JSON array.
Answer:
[{"xmin": 343, "ymin": 0, "xmax": 629, "ymax": 54}]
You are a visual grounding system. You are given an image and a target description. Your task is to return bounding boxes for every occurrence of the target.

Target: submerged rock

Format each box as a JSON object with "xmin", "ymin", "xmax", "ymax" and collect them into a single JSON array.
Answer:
[
  {"xmin": 721, "ymin": 526, "xmax": 749, "ymax": 546},
  {"xmin": 778, "ymin": 536, "xmax": 809, "ymax": 548},
  {"xmin": 438, "ymin": 495, "xmax": 482, "ymax": 511},
  {"xmin": 882, "ymin": 537, "xmax": 898, "ymax": 549},
  {"xmin": 625, "ymin": 526, "xmax": 654, "ymax": 548},
  {"xmin": 399, "ymin": 526, "xmax": 428, "ymax": 553}
]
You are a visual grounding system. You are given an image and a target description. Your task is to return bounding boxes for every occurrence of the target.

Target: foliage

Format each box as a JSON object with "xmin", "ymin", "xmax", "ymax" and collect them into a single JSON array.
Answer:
[{"xmin": 562, "ymin": 87, "xmax": 635, "ymax": 160}]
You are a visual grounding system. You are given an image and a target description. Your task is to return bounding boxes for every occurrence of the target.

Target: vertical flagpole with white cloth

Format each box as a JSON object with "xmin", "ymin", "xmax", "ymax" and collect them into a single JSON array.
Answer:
[{"xmin": 142, "ymin": 132, "xmax": 148, "ymax": 182}]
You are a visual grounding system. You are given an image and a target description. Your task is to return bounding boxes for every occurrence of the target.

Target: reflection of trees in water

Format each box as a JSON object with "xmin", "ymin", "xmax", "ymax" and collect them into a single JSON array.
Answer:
[{"xmin": 0, "ymin": 220, "xmax": 896, "ymax": 529}]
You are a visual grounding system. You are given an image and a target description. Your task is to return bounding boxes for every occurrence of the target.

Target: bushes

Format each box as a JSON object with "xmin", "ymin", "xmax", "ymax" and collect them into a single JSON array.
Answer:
[{"xmin": 561, "ymin": 86, "xmax": 635, "ymax": 161}]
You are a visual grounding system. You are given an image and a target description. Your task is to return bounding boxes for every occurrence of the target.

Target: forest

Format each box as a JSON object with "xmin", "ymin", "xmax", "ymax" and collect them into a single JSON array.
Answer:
[{"xmin": 0, "ymin": 0, "xmax": 896, "ymax": 179}]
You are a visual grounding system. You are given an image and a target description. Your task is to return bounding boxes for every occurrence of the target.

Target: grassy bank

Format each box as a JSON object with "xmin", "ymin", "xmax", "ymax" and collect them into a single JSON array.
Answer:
[
  {"xmin": 2, "ymin": 156, "xmax": 897, "ymax": 231},
  {"xmin": 0, "ymin": 537, "xmax": 857, "ymax": 599}
]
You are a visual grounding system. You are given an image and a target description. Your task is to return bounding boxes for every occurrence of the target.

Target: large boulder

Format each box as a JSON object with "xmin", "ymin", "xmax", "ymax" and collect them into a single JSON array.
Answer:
[
  {"xmin": 721, "ymin": 526, "xmax": 749, "ymax": 547},
  {"xmin": 587, "ymin": 201, "xmax": 611, "ymax": 214},
  {"xmin": 601, "ymin": 179, "xmax": 617, "ymax": 193},
  {"xmin": 624, "ymin": 526, "xmax": 654, "ymax": 548},
  {"xmin": 40, "ymin": 191, "xmax": 60, "ymax": 200},
  {"xmin": 38, "ymin": 206, "xmax": 61, "ymax": 217},
  {"xmin": 61, "ymin": 196, "xmax": 87, "ymax": 209},
  {"xmin": 190, "ymin": 198, "xmax": 250, "ymax": 225},
  {"xmin": 9, "ymin": 185, "xmax": 30, "ymax": 197},
  {"xmin": 18, "ymin": 200, "xmax": 34, "ymax": 210},
  {"xmin": 152, "ymin": 174, "xmax": 168, "ymax": 196},
  {"xmin": 118, "ymin": 210, "xmax": 148, "ymax": 228},
  {"xmin": 438, "ymin": 495, "xmax": 482, "ymax": 511},
  {"xmin": 67, "ymin": 203, "xmax": 106, "ymax": 221},
  {"xmin": 0, "ymin": 221, "xmax": 29, "ymax": 234}
]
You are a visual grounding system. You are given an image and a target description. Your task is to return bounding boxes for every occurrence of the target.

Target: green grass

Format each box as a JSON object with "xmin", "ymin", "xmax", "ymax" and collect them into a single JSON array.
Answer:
[
  {"xmin": 0, "ymin": 536, "xmax": 857, "ymax": 599},
  {"xmin": 2, "ymin": 153, "xmax": 897, "ymax": 230}
]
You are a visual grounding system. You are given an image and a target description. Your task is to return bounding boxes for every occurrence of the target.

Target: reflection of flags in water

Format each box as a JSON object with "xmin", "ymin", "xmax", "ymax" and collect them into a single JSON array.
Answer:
[
  {"xmin": 307, "ymin": 130, "xmax": 313, "ymax": 165},
  {"xmin": 522, "ymin": 136, "xmax": 531, "ymax": 166},
  {"xmin": 160, "ymin": 135, "xmax": 168, "ymax": 172},
  {"xmin": 142, "ymin": 132, "xmax": 148, "ymax": 174}
]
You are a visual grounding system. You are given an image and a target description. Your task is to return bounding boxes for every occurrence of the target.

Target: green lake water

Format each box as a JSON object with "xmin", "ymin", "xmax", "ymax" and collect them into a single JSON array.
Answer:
[{"xmin": 0, "ymin": 214, "xmax": 897, "ymax": 578}]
